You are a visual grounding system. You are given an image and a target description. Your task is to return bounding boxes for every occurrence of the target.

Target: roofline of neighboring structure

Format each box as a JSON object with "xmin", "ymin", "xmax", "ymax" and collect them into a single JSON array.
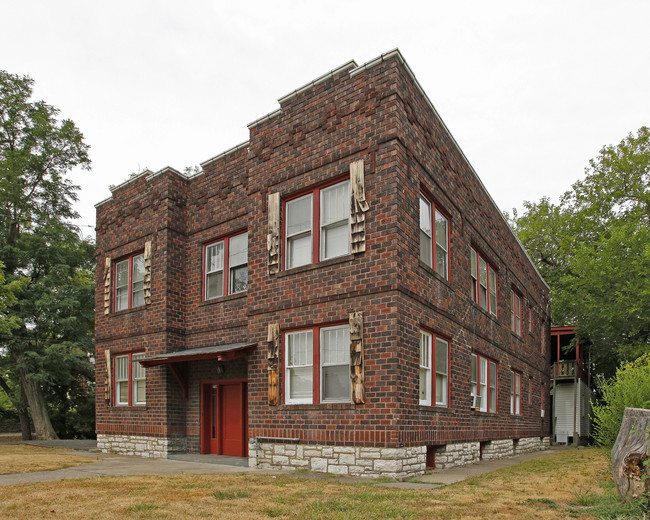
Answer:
[
  {"xmin": 200, "ymin": 140, "xmax": 250, "ymax": 168},
  {"xmin": 350, "ymin": 48, "xmax": 550, "ymax": 291}
]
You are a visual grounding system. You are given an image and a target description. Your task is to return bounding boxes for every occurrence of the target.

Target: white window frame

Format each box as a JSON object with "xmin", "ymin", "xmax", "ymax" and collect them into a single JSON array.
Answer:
[
  {"xmin": 510, "ymin": 371, "xmax": 521, "ymax": 415},
  {"xmin": 419, "ymin": 193, "xmax": 449, "ymax": 279},
  {"xmin": 419, "ymin": 331, "xmax": 432, "ymax": 406},
  {"xmin": 132, "ymin": 352, "xmax": 146, "ymax": 405},
  {"xmin": 320, "ymin": 181, "xmax": 350, "ymax": 262},
  {"xmin": 471, "ymin": 353, "xmax": 497, "ymax": 413},
  {"xmin": 320, "ymin": 324, "xmax": 351, "ymax": 403},
  {"xmin": 115, "ymin": 253, "xmax": 145, "ymax": 311},
  {"xmin": 435, "ymin": 337, "xmax": 449, "ymax": 407},
  {"xmin": 228, "ymin": 232, "xmax": 248, "ymax": 295},
  {"xmin": 285, "ymin": 193, "xmax": 313, "ymax": 270},
  {"xmin": 471, "ymin": 248, "xmax": 497, "ymax": 316},
  {"xmin": 114, "ymin": 352, "xmax": 145, "ymax": 406},
  {"xmin": 115, "ymin": 354, "xmax": 129, "ymax": 406},
  {"xmin": 204, "ymin": 232, "xmax": 248, "ymax": 300},
  {"xmin": 511, "ymin": 290, "xmax": 522, "ymax": 336},
  {"xmin": 284, "ymin": 329, "xmax": 314, "ymax": 404}
]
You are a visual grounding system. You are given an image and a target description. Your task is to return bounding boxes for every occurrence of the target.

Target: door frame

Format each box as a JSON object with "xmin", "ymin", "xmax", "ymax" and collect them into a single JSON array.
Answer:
[{"xmin": 200, "ymin": 378, "xmax": 248, "ymax": 456}]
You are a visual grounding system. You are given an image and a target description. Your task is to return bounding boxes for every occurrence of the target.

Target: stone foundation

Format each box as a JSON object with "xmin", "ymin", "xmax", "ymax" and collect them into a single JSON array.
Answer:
[
  {"xmin": 97, "ymin": 433, "xmax": 187, "ymax": 458},
  {"xmin": 250, "ymin": 436, "xmax": 551, "ymax": 477},
  {"xmin": 250, "ymin": 440, "xmax": 426, "ymax": 478}
]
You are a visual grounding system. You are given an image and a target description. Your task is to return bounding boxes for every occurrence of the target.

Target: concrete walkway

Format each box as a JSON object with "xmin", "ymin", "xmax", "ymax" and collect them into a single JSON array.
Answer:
[{"xmin": 0, "ymin": 440, "xmax": 570, "ymax": 489}]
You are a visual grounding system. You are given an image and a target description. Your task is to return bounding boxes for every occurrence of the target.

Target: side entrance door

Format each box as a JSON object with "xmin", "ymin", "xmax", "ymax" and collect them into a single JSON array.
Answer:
[{"xmin": 201, "ymin": 379, "xmax": 247, "ymax": 456}]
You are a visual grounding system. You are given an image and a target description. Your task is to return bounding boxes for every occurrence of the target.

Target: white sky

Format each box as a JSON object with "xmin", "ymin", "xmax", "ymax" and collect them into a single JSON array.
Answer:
[{"xmin": 2, "ymin": 1, "xmax": 649, "ymax": 238}]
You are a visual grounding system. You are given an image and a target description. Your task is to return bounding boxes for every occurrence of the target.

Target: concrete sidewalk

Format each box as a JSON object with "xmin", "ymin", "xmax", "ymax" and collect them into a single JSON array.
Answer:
[{"xmin": 0, "ymin": 442, "xmax": 571, "ymax": 489}]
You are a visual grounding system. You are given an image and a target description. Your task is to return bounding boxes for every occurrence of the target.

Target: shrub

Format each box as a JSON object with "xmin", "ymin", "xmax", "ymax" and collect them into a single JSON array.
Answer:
[{"xmin": 592, "ymin": 353, "xmax": 650, "ymax": 446}]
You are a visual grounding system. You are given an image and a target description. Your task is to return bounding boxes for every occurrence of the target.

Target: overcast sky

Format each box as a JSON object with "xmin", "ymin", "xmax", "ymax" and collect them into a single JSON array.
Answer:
[{"xmin": 2, "ymin": 1, "xmax": 649, "ymax": 238}]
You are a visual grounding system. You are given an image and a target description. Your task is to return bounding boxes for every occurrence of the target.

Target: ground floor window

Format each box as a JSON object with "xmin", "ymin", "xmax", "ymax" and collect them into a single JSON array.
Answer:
[
  {"xmin": 510, "ymin": 371, "xmax": 521, "ymax": 414},
  {"xmin": 470, "ymin": 353, "xmax": 497, "ymax": 413},
  {"xmin": 419, "ymin": 330, "xmax": 449, "ymax": 406},
  {"xmin": 285, "ymin": 324, "xmax": 350, "ymax": 404},
  {"xmin": 114, "ymin": 351, "xmax": 146, "ymax": 406}
]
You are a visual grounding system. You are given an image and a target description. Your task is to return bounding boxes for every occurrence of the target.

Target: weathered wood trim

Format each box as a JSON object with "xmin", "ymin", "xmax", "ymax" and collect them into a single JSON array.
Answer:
[
  {"xmin": 267, "ymin": 192, "xmax": 280, "ymax": 275},
  {"xmin": 350, "ymin": 160, "xmax": 369, "ymax": 254},
  {"xmin": 143, "ymin": 240, "xmax": 152, "ymax": 305},
  {"xmin": 103, "ymin": 257, "xmax": 111, "ymax": 315},
  {"xmin": 105, "ymin": 349, "xmax": 112, "ymax": 403},
  {"xmin": 267, "ymin": 323, "xmax": 280, "ymax": 405},
  {"xmin": 349, "ymin": 311, "xmax": 365, "ymax": 404}
]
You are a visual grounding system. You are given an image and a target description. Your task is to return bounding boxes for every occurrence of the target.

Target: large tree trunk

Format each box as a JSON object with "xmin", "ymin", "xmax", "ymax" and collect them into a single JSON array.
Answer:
[
  {"xmin": 19, "ymin": 370, "xmax": 58, "ymax": 440},
  {"xmin": 611, "ymin": 407, "xmax": 650, "ymax": 502},
  {"xmin": 0, "ymin": 374, "xmax": 32, "ymax": 440}
]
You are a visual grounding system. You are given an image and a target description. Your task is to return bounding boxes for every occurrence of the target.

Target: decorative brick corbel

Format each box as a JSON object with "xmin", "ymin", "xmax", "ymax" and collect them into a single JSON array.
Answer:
[
  {"xmin": 350, "ymin": 160, "xmax": 370, "ymax": 254},
  {"xmin": 103, "ymin": 257, "xmax": 111, "ymax": 315},
  {"xmin": 267, "ymin": 192, "xmax": 280, "ymax": 275},
  {"xmin": 349, "ymin": 311, "xmax": 365, "ymax": 404},
  {"xmin": 143, "ymin": 240, "xmax": 152, "ymax": 305},
  {"xmin": 267, "ymin": 323, "xmax": 280, "ymax": 405}
]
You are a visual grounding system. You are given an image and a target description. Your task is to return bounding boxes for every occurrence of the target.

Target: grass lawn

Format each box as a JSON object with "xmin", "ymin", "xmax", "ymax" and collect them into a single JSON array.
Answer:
[
  {"xmin": 0, "ymin": 447, "xmax": 646, "ymax": 519},
  {"xmin": 0, "ymin": 444, "xmax": 97, "ymax": 474}
]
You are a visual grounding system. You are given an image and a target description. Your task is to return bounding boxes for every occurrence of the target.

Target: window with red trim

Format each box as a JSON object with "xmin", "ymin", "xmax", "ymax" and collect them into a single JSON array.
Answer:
[
  {"xmin": 510, "ymin": 371, "xmax": 521, "ymax": 414},
  {"xmin": 114, "ymin": 253, "xmax": 145, "ymax": 311},
  {"xmin": 529, "ymin": 307, "xmax": 533, "ymax": 334},
  {"xmin": 470, "ymin": 248, "xmax": 497, "ymax": 316},
  {"xmin": 284, "ymin": 323, "xmax": 350, "ymax": 404},
  {"xmin": 419, "ymin": 193, "xmax": 449, "ymax": 279},
  {"xmin": 204, "ymin": 231, "xmax": 248, "ymax": 300},
  {"xmin": 470, "ymin": 353, "xmax": 497, "ymax": 412},
  {"xmin": 284, "ymin": 179, "xmax": 350, "ymax": 270},
  {"xmin": 511, "ymin": 290, "xmax": 522, "ymax": 336},
  {"xmin": 114, "ymin": 352, "xmax": 146, "ymax": 406},
  {"xmin": 528, "ymin": 377, "xmax": 533, "ymax": 405},
  {"xmin": 419, "ymin": 330, "xmax": 449, "ymax": 406}
]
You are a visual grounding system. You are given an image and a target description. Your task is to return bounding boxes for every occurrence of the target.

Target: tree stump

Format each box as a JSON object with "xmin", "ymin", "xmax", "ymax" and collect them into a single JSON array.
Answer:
[{"xmin": 611, "ymin": 407, "xmax": 650, "ymax": 502}]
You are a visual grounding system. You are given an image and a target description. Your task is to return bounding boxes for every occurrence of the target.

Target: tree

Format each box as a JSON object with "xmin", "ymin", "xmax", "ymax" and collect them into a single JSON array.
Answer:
[
  {"xmin": 512, "ymin": 127, "xmax": 650, "ymax": 378},
  {"xmin": 0, "ymin": 70, "xmax": 94, "ymax": 439}
]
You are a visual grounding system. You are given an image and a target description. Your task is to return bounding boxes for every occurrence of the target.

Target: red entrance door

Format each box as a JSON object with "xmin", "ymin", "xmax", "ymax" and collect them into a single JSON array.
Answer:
[{"xmin": 201, "ymin": 380, "xmax": 247, "ymax": 456}]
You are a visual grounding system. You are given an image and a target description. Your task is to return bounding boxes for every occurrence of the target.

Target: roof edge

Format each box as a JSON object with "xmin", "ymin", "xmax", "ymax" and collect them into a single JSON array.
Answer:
[{"xmin": 200, "ymin": 140, "xmax": 250, "ymax": 168}]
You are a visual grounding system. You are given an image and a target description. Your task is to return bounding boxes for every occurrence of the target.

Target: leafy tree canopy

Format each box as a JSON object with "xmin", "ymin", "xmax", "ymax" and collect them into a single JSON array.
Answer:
[
  {"xmin": 512, "ymin": 127, "xmax": 650, "ymax": 378},
  {"xmin": 0, "ymin": 70, "xmax": 94, "ymax": 440}
]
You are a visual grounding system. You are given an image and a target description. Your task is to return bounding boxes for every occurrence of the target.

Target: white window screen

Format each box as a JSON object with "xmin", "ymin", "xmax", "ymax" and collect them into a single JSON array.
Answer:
[
  {"xmin": 489, "ymin": 361, "xmax": 497, "ymax": 413},
  {"xmin": 132, "ymin": 353, "xmax": 146, "ymax": 405},
  {"xmin": 115, "ymin": 355, "xmax": 129, "ymax": 405},
  {"xmin": 132, "ymin": 254, "xmax": 145, "ymax": 308},
  {"xmin": 435, "ymin": 210, "xmax": 448, "ymax": 278},
  {"xmin": 286, "ymin": 194, "xmax": 312, "ymax": 269},
  {"xmin": 286, "ymin": 330, "xmax": 313, "ymax": 403},
  {"xmin": 205, "ymin": 241, "xmax": 224, "ymax": 299},
  {"xmin": 115, "ymin": 260, "xmax": 129, "ymax": 311},
  {"xmin": 489, "ymin": 270, "xmax": 497, "ymax": 316},
  {"xmin": 515, "ymin": 373, "xmax": 521, "ymax": 414},
  {"xmin": 419, "ymin": 331, "xmax": 432, "ymax": 405},
  {"xmin": 480, "ymin": 357, "xmax": 488, "ymax": 412},
  {"xmin": 419, "ymin": 196, "xmax": 432, "ymax": 267},
  {"xmin": 470, "ymin": 248, "xmax": 478, "ymax": 301},
  {"xmin": 479, "ymin": 258, "xmax": 488, "ymax": 310},
  {"xmin": 470, "ymin": 353, "xmax": 479, "ymax": 409},
  {"xmin": 320, "ymin": 181, "xmax": 350, "ymax": 261},
  {"xmin": 435, "ymin": 338, "xmax": 448, "ymax": 406},
  {"xmin": 229, "ymin": 233, "xmax": 248, "ymax": 294},
  {"xmin": 320, "ymin": 325, "xmax": 350, "ymax": 402}
]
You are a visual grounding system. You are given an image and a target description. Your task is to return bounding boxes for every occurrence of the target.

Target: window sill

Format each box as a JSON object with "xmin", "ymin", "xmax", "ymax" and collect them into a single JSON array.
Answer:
[
  {"xmin": 418, "ymin": 261, "xmax": 451, "ymax": 287},
  {"xmin": 510, "ymin": 331, "xmax": 525, "ymax": 341},
  {"xmin": 470, "ymin": 408, "xmax": 496, "ymax": 415},
  {"xmin": 277, "ymin": 402, "xmax": 355, "ymax": 411},
  {"xmin": 418, "ymin": 404, "xmax": 452, "ymax": 413},
  {"xmin": 278, "ymin": 254, "xmax": 355, "ymax": 278},
  {"xmin": 110, "ymin": 305, "xmax": 147, "ymax": 317},
  {"xmin": 200, "ymin": 291, "xmax": 247, "ymax": 307},
  {"xmin": 472, "ymin": 303, "xmax": 499, "ymax": 323},
  {"xmin": 110, "ymin": 405, "xmax": 147, "ymax": 410}
]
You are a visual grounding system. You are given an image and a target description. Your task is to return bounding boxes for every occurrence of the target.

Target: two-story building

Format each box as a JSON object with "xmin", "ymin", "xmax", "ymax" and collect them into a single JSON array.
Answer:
[{"xmin": 95, "ymin": 49, "xmax": 552, "ymax": 478}]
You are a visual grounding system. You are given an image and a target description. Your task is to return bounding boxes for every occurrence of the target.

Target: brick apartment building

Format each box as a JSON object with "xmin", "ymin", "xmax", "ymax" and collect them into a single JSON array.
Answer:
[{"xmin": 95, "ymin": 49, "xmax": 552, "ymax": 478}]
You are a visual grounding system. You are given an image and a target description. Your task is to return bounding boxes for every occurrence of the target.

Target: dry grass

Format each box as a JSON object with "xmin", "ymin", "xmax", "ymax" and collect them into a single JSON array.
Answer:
[
  {"xmin": 0, "ymin": 444, "xmax": 96, "ymax": 474},
  {"xmin": 0, "ymin": 447, "xmax": 641, "ymax": 520}
]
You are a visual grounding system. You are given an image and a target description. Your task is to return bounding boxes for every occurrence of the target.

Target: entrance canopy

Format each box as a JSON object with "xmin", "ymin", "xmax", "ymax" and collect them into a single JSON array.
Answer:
[
  {"xmin": 139, "ymin": 342, "xmax": 256, "ymax": 368},
  {"xmin": 139, "ymin": 342, "xmax": 256, "ymax": 400}
]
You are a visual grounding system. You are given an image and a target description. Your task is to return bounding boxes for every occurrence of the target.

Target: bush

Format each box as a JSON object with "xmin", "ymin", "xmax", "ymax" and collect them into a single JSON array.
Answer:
[{"xmin": 592, "ymin": 353, "xmax": 650, "ymax": 446}]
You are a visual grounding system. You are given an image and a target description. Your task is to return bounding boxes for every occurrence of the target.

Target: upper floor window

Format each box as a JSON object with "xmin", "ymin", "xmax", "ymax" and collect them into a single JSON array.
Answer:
[
  {"xmin": 419, "ymin": 330, "xmax": 449, "ymax": 406},
  {"xmin": 470, "ymin": 248, "xmax": 497, "ymax": 316},
  {"xmin": 529, "ymin": 307, "xmax": 533, "ymax": 334},
  {"xmin": 419, "ymin": 194, "xmax": 449, "ymax": 279},
  {"xmin": 204, "ymin": 231, "xmax": 248, "ymax": 300},
  {"xmin": 511, "ymin": 290, "xmax": 522, "ymax": 336},
  {"xmin": 470, "ymin": 353, "xmax": 497, "ymax": 413},
  {"xmin": 115, "ymin": 351, "xmax": 146, "ymax": 406},
  {"xmin": 510, "ymin": 371, "xmax": 521, "ymax": 414},
  {"xmin": 285, "ymin": 323, "xmax": 350, "ymax": 404},
  {"xmin": 285, "ymin": 180, "xmax": 350, "ymax": 270},
  {"xmin": 115, "ymin": 253, "xmax": 144, "ymax": 311}
]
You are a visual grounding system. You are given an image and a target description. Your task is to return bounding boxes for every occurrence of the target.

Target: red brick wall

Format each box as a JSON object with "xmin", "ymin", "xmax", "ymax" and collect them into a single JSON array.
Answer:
[{"xmin": 95, "ymin": 53, "xmax": 550, "ymax": 449}]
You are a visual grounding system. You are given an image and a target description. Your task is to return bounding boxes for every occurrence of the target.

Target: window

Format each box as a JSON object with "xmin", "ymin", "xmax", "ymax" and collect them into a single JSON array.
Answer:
[
  {"xmin": 284, "ymin": 324, "xmax": 350, "ymax": 404},
  {"xmin": 419, "ymin": 330, "xmax": 449, "ymax": 406},
  {"xmin": 470, "ymin": 353, "xmax": 497, "ymax": 412},
  {"xmin": 204, "ymin": 231, "xmax": 248, "ymax": 300},
  {"xmin": 470, "ymin": 248, "xmax": 496, "ymax": 315},
  {"xmin": 114, "ymin": 352, "xmax": 146, "ymax": 406},
  {"xmin": 529, "ymin": 307, "xmax": 533, "ymax": 334},
  {"xmin": 510, "ymin": 371, "xmax": 521, "ymax": 415},
  {"xmin": 285, "ymin": 180, "xmax": 350, "ymax": 269},
  {"xmin": 511, "ymin": 290, "xmax": 522, "ymax": 336},
  {"xmin": 528, "ymin": 377, "xmax": 533, "ymax": 405},
  {"xmin": 419, "ymin": 194, "xmax": 449, "ymax": 279},
  {"xmin": 115, "ymin": 253, "xmax": 145, "ymax": 311}
]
